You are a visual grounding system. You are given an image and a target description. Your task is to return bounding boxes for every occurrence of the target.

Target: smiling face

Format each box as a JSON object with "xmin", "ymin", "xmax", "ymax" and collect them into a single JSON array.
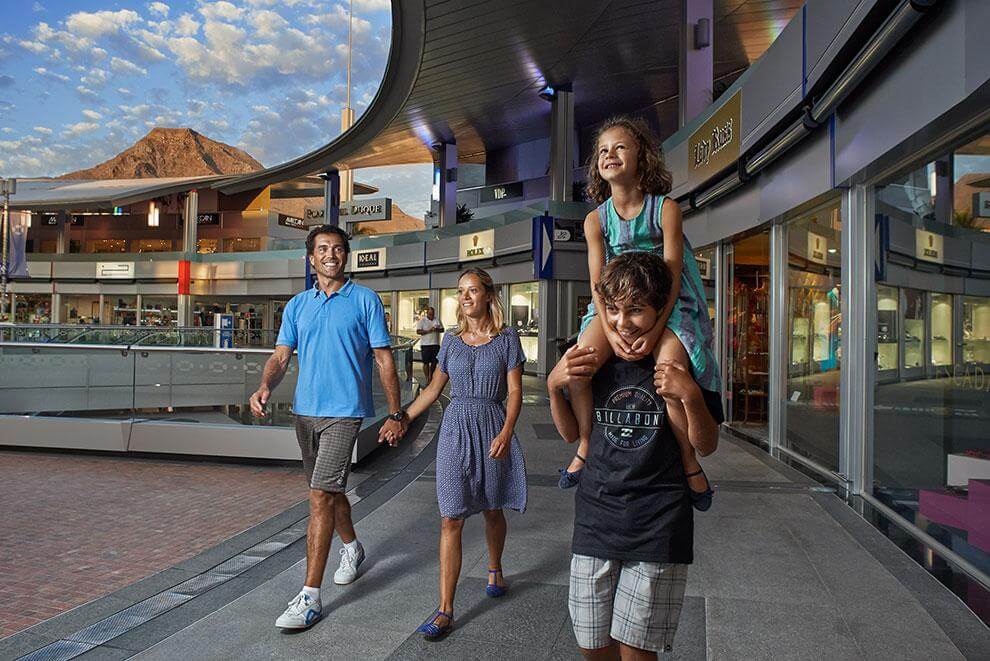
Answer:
[
  {"xmin": 604, "ymin": 297, "xmax": 660, "ymax": 344},
  {"xmin": 457, "ymin": 273, "xmax": 491, "ymax": 321},
  {"xmin": 596, "ymin": 126, "xmax": 640, "ymax": 185},
  {"xmin": 308, "ymin": 232, "xmax": 347, "ymax": 280}
]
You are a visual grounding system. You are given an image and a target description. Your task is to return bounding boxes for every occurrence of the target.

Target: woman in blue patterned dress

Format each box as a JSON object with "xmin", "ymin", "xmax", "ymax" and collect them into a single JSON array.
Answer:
[{"xmin": 400, "ymin": 267, "xmax": 528, "ymax": 639}]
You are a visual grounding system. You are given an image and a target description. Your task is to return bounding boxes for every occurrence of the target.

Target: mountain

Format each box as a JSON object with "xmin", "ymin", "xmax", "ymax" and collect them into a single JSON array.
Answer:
[{"xmin": 59, "ymin": 127, "xmax": 263, "ymax": 179}]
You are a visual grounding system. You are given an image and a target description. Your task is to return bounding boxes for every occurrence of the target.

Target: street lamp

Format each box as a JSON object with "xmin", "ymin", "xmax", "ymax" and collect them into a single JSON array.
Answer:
[{"xmin": 0, "ymin": 177, "xmax": 16, "ymax": 319}]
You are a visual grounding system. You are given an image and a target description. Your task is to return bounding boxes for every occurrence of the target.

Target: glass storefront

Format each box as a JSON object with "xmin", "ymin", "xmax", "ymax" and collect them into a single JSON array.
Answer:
[
  {"xmin": 378, "ymin": 292, "xmax": 394, "ymax": 334},
  {"xmin": 508, "ymin": 282, "xmax": 539, "ymax": 364},
  {"xmin": 397, "ymin": 290, "xmax": 430, "ymax": 344},
  {"xmin": 12, "ymin": 294, "xmax": 52, "ymax": 323},
  {"xmin": 440, "ymin": 288, "xmax": 459, "ymax": 333},
  {"xmin": 725, "ymin": 230, "xmax": 771, "ymax": 442},
  {"xmin": 141, "ymin": 296, "xmax": 177, "ymax": 327},
  {"xmin": 694, "ymin": 245, "xmax": 717, "ymax": 323},
  {"xmin": 784, "ymin": 200, "xmax": 842, "ymax": 470},
  {"xmin": 106, "ymin": 296, "xmax": 138, "ymax": 325},
  {"xmin": 872, "ymin": 129, "xmax": 990, "ymax": 607},
  {"xmin": 222, "ymin": 237, "xmax": 261, "ymax": 252},
  {"xmin": 137, "ymin": 239, "xmax": 173, "ymax": 253},
  {"xmin": 63, "ymin": 295, "xmax": 101, "ymax": 324}
]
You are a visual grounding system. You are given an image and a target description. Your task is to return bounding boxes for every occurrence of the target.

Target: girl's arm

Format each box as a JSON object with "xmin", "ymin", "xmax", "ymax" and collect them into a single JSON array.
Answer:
[
  {"xmin": 490, "ymin": 364, "xmax": 523, "ymax": 458},
  {"xmin": 585, "ymin": 210, "xmax": 633, "ymax": 356},
  {"xmin": 632, "ymin": 198, "xmax": 684, "ymax": 355},
  {"xmin": 403, "ymin": 367, "xmax": 449, "ymax": 421}
]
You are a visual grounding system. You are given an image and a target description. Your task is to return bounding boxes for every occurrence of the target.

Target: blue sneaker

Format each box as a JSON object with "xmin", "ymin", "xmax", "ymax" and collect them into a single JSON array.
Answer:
[{"xmin": 275, "ymin": 592, "xmax": 322, "ymax": 629}]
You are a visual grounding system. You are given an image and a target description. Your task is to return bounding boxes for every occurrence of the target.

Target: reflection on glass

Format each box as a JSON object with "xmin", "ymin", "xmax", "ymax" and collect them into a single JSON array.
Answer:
[
  {"xmin": 397, "ymin": 290, "xmax": 430, "ymax": 345},
  {"xmin": 509, "ymin": 282, "xmax": 539, "ymax": 364},
  {"xmin": 785, "ymin": 201, "xmax": 841, "ymax": 470},
  {"xmin": 930, "ymin": 293, "xmax": 953, "ymax": 367},
  {"xmin": 877, "ymin": 285, "xmax": 899, "ymax": 372},
  {"xmin": 903, "ymin": 289, "xmax": 925, "ymax": 370},
  {"xmin": 440, "ymin": 288, "xmax": 459, "ymax": 333},
  {"xmin": 726, "ymin": 231, "xmax": 770, "ymax": 442},
  {"xmin": 378, "ymin": 292, "xmax": 393, "ymax": 333},
  {"xmin": 963, "ymin": 296, "xmax": 990, "ymax": 364}
]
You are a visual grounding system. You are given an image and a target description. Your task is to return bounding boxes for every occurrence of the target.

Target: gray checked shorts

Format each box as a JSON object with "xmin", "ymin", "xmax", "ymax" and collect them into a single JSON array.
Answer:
[
  {"xmin": 568, "ymin": 554, "xmax": 688, "ymax": 653},
  {"xmin": 295, "ymin": 416, "xmax": 363, "ymax": 493}
]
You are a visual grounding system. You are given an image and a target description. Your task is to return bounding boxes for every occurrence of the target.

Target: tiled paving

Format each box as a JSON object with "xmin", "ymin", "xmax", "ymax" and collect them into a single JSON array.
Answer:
[{"xmin": 0, "ymin": 451, "xmax": 307, "ymax": 638}]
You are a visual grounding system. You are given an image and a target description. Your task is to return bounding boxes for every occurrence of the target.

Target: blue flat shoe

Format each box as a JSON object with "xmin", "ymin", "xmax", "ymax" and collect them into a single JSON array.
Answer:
[
  {"xmin": 558, "ymin": 454, "xmax": 586, "ymax": 489},
  {"xmin": 486, "ymin": 568, "xmax": 507, "ymax": 597},
  {"xmin": 416, "ymin": 609, "xmax": 453, "ymax": 640},
  {"xmin": 686, "ymin": 468, "xmax": 714, "ymax": 512}
]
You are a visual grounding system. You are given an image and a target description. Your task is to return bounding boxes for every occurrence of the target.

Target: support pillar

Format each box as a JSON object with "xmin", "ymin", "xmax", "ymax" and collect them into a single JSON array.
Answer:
[
  {"xmin": 56, "ymin": 210, "xmax": 68, "ymax": 254},
  {"xmin": 678, "ymin": 0, "xmax": 714, "ymax": 127},
  {"xmin": 436, "ymin": 142, "xmax": 457, "ymax": 228},
  {"xmin": 179, "ymin": 191, "xmax": 198, "ymax": 327},
  {"xmin": 322, "ymin": 171, "xmax": 341, "ymax": 227},
  {"xmin": 98, "ymin": 293, "xmax": 105, "ymax": 325},
  {"xmin": 768, "ymin": 221, "xmax": 786, "ymax": 454},
  {"xmin": 340, "ymin": 108, "xmax": 355, "ymax": 203},
  {"xmin": 549, "ymin": 87, "xmax": 575, "ymax": 203},
  {"xmin": 51, "ymin": 291, "xmax": 61, "ymax": 323}
]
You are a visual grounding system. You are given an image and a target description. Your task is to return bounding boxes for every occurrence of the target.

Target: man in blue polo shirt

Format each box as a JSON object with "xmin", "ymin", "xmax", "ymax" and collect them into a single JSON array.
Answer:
[{"xmin": 249, "ymin": 224, "xmax": 407, "ymax": 630}]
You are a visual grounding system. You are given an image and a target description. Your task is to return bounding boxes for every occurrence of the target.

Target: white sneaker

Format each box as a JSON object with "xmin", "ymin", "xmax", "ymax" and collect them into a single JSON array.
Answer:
[
  {"xmin": 275, "ymin": 591, "xmax": 322, "ymax": 629},
  {"xmin": 333, "ymin": 543, "xmax": 365, "ymax": 585}
]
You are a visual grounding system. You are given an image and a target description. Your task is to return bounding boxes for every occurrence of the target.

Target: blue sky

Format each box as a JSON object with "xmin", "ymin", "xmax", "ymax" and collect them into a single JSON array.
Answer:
[{"xmin": 0, "ymin": 0, "xmax": 432, "ymax": 216}]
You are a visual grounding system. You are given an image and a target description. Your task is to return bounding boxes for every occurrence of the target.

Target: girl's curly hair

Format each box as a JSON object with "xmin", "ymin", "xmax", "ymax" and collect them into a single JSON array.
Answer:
[{"xmin": 585, "ymin": 115, "xmax": 672, "ymax": 204}]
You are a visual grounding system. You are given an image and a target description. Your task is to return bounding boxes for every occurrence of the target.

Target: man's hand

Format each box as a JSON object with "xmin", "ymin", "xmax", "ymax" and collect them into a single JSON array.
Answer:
[
  {"xmin": 548, "ymin": 345, "xmax": 598, "ymax": 391},
  {"xmin": 378, "ymin": 418, "xmax": 405, "ymax": 447},
  {"xmin": 489, "ymin": 432, "xmax": 510, "ymax": 459},
  {"xmin": 249, "ymin": 386, "xmax": 270, "ymax": 418},
  {"xmin": 654, "ymin": 360, "xmax": 699, "ymax": 402}
]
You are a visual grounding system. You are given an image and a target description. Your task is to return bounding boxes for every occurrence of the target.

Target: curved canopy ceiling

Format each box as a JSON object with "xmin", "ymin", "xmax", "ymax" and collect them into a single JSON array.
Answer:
[{"xmin": 218, "ymin": 0, "xmax": 800, "ymax": 195}]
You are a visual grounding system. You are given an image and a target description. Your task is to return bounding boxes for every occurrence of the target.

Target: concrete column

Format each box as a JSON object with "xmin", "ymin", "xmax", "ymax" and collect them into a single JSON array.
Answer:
[
  {"xmin": 340, "ymin": 108, "xmax": 355, "ymax": 203},
  {"xmin": 549, "ymin": 88, "xmax": 575, "ymax": 202},
  {"xmin": 537, "ymin": 280, "xmax": 559, "ymax": 378},
  {"xmin": 322, "ymin": 171, "xmax": 341, "ymax": 227},
  {"xmin": 56, "ymin": 211, "xmax": 68, "ymax": 254},
  {"xmin": 182, "ymin": 190, "xmax": 199, "ymax": 253},
  {"xmin": 437, "ymin": 142, "xmax": 457, "ymax": 228},
  {"xmin": 98, "ymin": 293, "xmax": 105, "ymax": 325},
  {"xmin": 678, "ymin": 0, "xmax": 714, "ymax": 127},
  {"xmin": 136, "ymin": 293, "xmax": 143, "ymax": 326},
  {"xmin": 51, "ymin": 292, "xmax": 61, "ymax": 323}
]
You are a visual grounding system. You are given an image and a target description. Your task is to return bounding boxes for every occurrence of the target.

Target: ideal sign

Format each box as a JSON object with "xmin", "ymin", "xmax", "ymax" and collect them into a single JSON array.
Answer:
[
  {"xmin": 459, "ymin": 229, "xmax": 495, "ymax": 262},
  {"xmin": 351, "ymin": 248, "xmax": 387, "ymax": 272},
  {"xmin": 688, "ymin": 92, "xmax": 740, "ymax": 187},
  {"xmin": 915, "ymin": 229, "xmax": 944, "ymax": 264}
]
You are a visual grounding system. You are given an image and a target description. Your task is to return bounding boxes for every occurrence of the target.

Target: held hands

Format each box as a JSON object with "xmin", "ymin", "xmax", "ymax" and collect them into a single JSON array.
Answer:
[
  {"xmin": 489, "ymin": 432, "xmax": 510, "ymax": 460},
  {"xmin": 630, "ymin": 323, "xmax": 664, "ymax": 358},
  {"xmin": 249, "ymin": 387, "xmax": 270, "ymax": 418},
  {"xmin": 377, "ymin": 418, "xmax": 408, "ymax": 447},
  {"xmin": 654, "ymin": 359, "xmax": 698, "ymax": 402}
]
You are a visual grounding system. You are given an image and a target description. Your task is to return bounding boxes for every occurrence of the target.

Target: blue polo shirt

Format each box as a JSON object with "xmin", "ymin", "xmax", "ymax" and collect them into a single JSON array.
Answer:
[{"xmin": 276, "ymin": 279, "xmax": 391, "ymax": 418}]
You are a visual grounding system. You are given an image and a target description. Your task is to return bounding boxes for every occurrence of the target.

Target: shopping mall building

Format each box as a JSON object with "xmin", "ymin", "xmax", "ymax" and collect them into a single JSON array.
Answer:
[{"xmin": 2, "ymin": 0, "xmax": 989, "ymax": 617}]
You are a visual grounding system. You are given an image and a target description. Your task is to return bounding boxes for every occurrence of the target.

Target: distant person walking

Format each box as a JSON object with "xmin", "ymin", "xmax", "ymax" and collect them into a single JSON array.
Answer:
[
  {"xmin": 415, "ymin": 306, "xmax": 444, "ymax": 382},
  {"xmin": 250, "ymin": 225, "xmax": 408, "ymax": 631},
  {"xmin": 388, "ymin": 268, "xmax": 528, "ymax": 640}
]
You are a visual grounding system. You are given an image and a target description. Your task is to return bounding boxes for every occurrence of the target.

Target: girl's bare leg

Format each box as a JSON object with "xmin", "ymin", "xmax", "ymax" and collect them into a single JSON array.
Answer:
[
  {"xmin": 567, "ymin": 317, "xmax": 613, "ymax": 473},
  {"xmin": 655, "ymin": 329, "xmax": 706, "ymax": 493}
]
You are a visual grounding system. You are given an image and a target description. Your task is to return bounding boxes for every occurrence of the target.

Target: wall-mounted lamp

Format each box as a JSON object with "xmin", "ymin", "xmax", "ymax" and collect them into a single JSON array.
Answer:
[
  {"xmin": 538, "ymin": 85, "xmax": 556, "ymax": 102},
  {"xmin": 694, "ymin": 18, "xmax": 711, "ymax": 49}
]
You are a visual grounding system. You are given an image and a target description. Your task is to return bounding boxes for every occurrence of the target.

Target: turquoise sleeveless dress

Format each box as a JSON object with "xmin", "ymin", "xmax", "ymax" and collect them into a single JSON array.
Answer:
[{"xmin": 579, "ymin": 193, "xmax": 721, "ymax": 393}]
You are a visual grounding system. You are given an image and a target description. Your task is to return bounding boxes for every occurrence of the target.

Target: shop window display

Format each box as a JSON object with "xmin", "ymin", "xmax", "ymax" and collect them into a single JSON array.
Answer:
[
  {"xmin": 378, "ymin": 292, "xmax": 393, "ymax": 334},
  {"xmin": 508, "ymin": 282, "xmax": 539, "ymax": 364},
  {"xmin": 440, "ymin": 288, "xmax": 459, "ymax": 333},
  {"xmin": 64, "ymin": 295, "xmax": 101, "ymax": 324},
  {"xmin": 872, "ymin": 131, "xmax": 990, "ymax": 613},
  {"xmin": 397, "ymin": 290, "xmax": 430, "ymax": 345},
  {"xmin": 106, "ymin": 296, "xmax": 138, "ymax": 325},
  {"xmin": 141, "ymin": 297, "xmax": 177, "ymax": 327},
  {"xmin": 13, "ymin": 294, "xmax": 51, "ymax": 323},
  {"xmin": 138, "ymin": 239, "xmax": 173, "ymax": 253},
  {"xmin": 784, "ymin": 201, "xmax": 842, "ymax": 470}
]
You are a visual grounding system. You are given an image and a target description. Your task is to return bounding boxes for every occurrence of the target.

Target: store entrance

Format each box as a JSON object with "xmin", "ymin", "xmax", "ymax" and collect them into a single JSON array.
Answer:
[{"xmin": 725, "ymin": 230, "xmax": 771, "ymax": 443}]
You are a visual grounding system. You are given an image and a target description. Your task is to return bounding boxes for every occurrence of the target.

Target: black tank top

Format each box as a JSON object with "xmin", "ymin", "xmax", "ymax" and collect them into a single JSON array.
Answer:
[{"xmin": 572, "ymin": 357, "xmax": 722, "ymax": 563}]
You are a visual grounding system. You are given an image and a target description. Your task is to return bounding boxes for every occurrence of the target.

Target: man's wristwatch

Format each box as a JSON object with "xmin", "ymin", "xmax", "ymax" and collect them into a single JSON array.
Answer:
[{"xmin": 387, "ymin": 410, "xmax": 407, "ymax": 422}]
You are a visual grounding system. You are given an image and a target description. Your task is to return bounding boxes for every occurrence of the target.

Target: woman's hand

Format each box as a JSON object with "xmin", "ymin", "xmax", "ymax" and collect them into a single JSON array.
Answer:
[{"xmin": 489, "ymin": 432, "xmax": 511, "ymax": 459}]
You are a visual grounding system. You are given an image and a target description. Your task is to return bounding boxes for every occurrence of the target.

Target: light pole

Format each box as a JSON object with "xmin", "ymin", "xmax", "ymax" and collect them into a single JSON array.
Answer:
[{"xmin": 0, "ymin": 177, "xmax": 15, "ymax": 320}]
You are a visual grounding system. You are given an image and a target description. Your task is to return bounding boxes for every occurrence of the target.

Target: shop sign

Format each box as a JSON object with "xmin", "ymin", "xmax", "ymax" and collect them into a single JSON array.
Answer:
[
  {"xmin": 70, "ymin": 215, "xmax": 85, "ymax": 226},
  {"xmin": 480, "ymin": 181, "xmax": 523, "ymax": 204},
  {"xmin": 688, "ymin": 92, "xmax": 740, "ymax": 188},
  {"xmin": 553, "ymin": 218, "xmax": 585, "ymax": 242},
  {"xmin": 696, "ymin": 256, "xmax": 711, "ymax": 279},
  {"xmin": 807, "ymin": 232, "xmax": 828, "ymax": 265},
  {"xmin": 915, "ymin": 229, "xmax": 944, "ymax": 264},
  {"xmin": 974, "ymin": 192, "xmax": 990, "ymax": 219},
  {"xmin": 96, "ymin": 261, "xmax": 135, "ymax": 279},
  {"xmin": 304, "ymin": 206, "xmax": 325, "ymax": 223},
  {"xmin": 340, "ymin": 197, "xmax": 392, "ymax": 223},
  {"xmin": 42, "ymin": 214, "xmax": 58, "ymax": 226},
  {"xmin": 459, "ymin": 229, "xmax": 495, "ymax": 262},
  {"xmin": 197, "ymin": 213, "xmax": 220, "ymax": 225},
  {"xmin": 278, "ymin": 214, "xmax": 307, "ymax": 230},
  {"xmin": 351, "ymin": 247, "xmax": 387, "ymax": 272}
]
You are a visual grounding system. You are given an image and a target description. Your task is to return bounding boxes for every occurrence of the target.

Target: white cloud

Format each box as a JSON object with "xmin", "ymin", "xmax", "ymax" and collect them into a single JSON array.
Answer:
[
  {"xmin": 32, "ymin": 2, "xmax": 45, "ymax": 12},
  {"xmin": 19, "ymin": 40, "xmax": 49, "ymax": 55},
  {"xmin": 33, "ymin": 66, "xmax": 70, "ymax": 82},
  {"xmin": 250, "ymin": 10, "xmax": 289, "ymax": 37},
  {"xmin": 82, "ymin": 109, "xmax": 102, "ymax": 120},
  {"xmin": 63, "ymin": 121, "xmax": 99, "ymax": 137},
  {"xmin": 33, "ymin": 126, "xmax": 53, "ymax": 135},
  {"xmin": 198, "ymin": 2, "xmax": 243, "ymax": 22},
  {"xmin": 81, "ymin": 69, "xmax": 109, "ymax": 88},
  {"xmin": 76, "ymin": 85, "xmax": 99, "ymax": 100},
  {"xmin": 117, "ymin": 87, "xmax": 132, "ymax": 96},
  {"xmin": 65, "ymin": 10, "xmax": 141, "ymax": 39},
  {"xmin": 174, "ymin": 13, "xmax": 201, "ymax": 37},
  {"xmin": 110, "ymin": 56, "xmax": 148, "ymax": 76},
  {"xmin": 354, "ymin": 0, "xmax": 391, "ymax": 11},
  {"xmin": 148, "ymin": 2, "xmax": 170, "ymax": 17}
]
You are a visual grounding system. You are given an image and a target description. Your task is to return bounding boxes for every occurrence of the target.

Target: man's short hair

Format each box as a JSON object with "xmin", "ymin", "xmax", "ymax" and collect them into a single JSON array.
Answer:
[
  {"xmin": 305, "ymin": 225, "xmax": 350, "ymax": 257},
  {"xmin": 595, "ymin": 252, "xmax": 674, "ymax": 312}
]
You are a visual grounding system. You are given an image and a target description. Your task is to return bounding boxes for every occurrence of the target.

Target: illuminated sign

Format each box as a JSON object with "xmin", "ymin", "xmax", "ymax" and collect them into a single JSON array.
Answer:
[
  {"xmin": 304, "ymin": 206, "xmax": 325, "ymax": 222},
  {"xmin": 807, "ymin": 232, "xmax": 828, "ymax": 265},
  {"xmin": 351, "ymin": 248, "xmax": 387, "ymax": 272},
  {"xmin": 197, "ymin": 213, "xmax": 220, "ymax": 225},
  {"xmin": 480, "ymin": 181, "xmax": 523, "ymax": 204},
  {"xmin": 340, "ymin": 197, "xmax": 392, "ymax": 223},
  {"xmin": 688, "ymin": 92, "xmax": 740, "ymax": 187},
  {"xmin": 278, "ymin": 214, "xmax": 306, "ymax": 230},
  {"xmin": 459, "ymin": 229, "xmax": 495, "ymax": 261},
  {"xmin": 696, "ymin": 256, "xmax": 712, "ymax": 279},
  {"xmin": 915, "ymin": 229, "xmax": 944, "ymax": 264}
]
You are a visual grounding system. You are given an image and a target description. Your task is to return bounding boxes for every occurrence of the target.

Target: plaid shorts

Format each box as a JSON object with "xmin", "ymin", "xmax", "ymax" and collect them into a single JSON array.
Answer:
[
  {"xmin": 569, "ymin": 554, "xmax": 688, "ymax": 653},
  {"xmin": 295, "ymin": 416, "xmax": 362, "ymax": 493}
]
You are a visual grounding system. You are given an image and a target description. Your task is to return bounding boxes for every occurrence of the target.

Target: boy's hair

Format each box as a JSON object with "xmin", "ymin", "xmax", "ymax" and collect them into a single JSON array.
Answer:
[
  {"xmin": 585, "ymin": 115, "xmax": 672, "ymax": 204},
  {"xmin": 595, "ymin": 252, "xmax": 673, "ymax": 313},
  {"xmin": 305, "ymin": 224, "xmax": 350, "ymax": 257}
]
